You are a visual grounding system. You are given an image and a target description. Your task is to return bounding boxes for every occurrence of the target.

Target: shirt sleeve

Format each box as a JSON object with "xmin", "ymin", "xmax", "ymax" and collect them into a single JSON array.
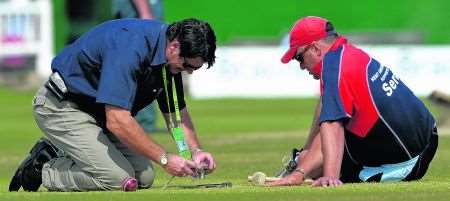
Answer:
[
  {"xmin": 157, "ymin": 71, "xmax": 186, "ymax": 113},
  {"xmin": 319, "ymin": 55, "xmax": 351, "ymax": 123}
]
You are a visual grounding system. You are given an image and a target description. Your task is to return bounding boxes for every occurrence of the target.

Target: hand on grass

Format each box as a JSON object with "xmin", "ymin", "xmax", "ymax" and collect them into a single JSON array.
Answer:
[
  {"xmin": 265, "ymin": 171, "xmax": 304, "ymax": 187},
  {"xmin": 312, "ymin": 176, "xmax": 343, "ymax": 187}
]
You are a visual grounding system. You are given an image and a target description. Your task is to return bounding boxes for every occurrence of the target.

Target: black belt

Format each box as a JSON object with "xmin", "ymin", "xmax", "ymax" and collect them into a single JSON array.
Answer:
[{"xmin": 44, "ymin": 72, "xmax": 107, "ymax": 127}]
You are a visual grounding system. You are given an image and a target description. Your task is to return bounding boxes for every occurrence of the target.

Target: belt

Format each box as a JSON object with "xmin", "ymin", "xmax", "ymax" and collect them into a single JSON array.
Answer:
[{"xmin": 43, "ymin": 72, "xmax": 107, "ymax": 127}]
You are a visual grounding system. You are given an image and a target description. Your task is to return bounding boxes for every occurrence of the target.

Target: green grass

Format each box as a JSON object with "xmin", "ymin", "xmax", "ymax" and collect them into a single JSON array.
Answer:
[{"xmin": 0, "ymin": 87, "xmax": 449, "ymax": 201}]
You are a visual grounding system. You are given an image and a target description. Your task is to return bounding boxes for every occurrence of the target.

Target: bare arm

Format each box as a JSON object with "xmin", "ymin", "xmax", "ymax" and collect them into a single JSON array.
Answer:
[
  {"xmin": 132, "ymin": 0, "xmax": 154, "ymax": 19},
  {"xmin": 105, "ymin": 105, "xmax": 199, "ymax": 177},
  {"xmin": 304, "ymin": 98, "xmax": 322, "ymax": 149},
  {"xmin": 266, "ymin": 98, "xmax": 325, "ymax": 186},
  {"xmin": 266, "ymin": 127, "xmax": 324, "ymax": 186},
  {"xmin": 312, "ymin": 121, "xmax": 345, "ymax": 187},
  {"xmin": 319, "ymin": 121, "xmax": 345, "ymax": 178},
  {"xmin": 106, "ymin": 105, "xmax": 165, "ymax": 162},
  {"xmin": 267, "ymin": 97, "xmax": 345, "ymax": 187},
  {"xmin": 267, "ymin": 120, "xmax": 345, "ymax": 187}
]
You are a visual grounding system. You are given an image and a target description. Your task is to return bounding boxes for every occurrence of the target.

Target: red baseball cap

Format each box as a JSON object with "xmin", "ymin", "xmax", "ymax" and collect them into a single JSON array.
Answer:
[{"xmin": 281, "ymin": 16, "xmax": 329, "ymax": 64}]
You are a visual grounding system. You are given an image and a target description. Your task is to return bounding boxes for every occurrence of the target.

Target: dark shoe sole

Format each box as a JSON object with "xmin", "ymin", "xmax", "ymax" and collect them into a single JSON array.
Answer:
[
  {"xmin": 9, "ymin": 154, "xmax": 31, "ymax": 191},
  {"xmin": 9, "ymin": 138, "xmax": 58, "ymax": 192}
]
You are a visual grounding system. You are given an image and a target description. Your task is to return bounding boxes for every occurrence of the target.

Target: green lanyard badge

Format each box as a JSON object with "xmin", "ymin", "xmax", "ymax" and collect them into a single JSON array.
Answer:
[{"xmin": 162, "ymin": 67, "xmax": 192, "ymax": 160}]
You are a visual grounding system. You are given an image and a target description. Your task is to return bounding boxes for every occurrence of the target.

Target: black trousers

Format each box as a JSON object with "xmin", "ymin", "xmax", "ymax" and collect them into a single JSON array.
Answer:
[{"xmin": 340, "ymin": 132, "xmax": 438, "ymax": 183}]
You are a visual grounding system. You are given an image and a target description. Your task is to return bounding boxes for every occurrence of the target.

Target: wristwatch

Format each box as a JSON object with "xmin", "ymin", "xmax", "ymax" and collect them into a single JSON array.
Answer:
[
  {"xmin": 159, "ymin": 152, "xmax": 168, "ymax": 166},
  {"xmin": 192, "ymin": 148, "xmax": 203, "ymax": 154}
]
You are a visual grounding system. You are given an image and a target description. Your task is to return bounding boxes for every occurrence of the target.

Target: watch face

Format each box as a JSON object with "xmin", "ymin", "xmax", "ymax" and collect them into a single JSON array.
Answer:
[{"xmin": 160, "ymin": 154, "xmax": 168, "ymax": 165}]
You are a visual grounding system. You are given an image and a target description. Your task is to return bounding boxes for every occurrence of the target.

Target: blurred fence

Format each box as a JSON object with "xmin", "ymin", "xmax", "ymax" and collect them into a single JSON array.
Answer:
[
  {"xmin": 188, "ymin": 45, "xmax": 450, "ymax": 98},
  {"xmin": 0, "ymin": 0, "xmax": 53, "ymax": 88}
]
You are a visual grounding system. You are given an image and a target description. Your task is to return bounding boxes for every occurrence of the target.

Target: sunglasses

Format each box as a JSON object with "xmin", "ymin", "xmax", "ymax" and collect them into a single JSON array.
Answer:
[
  {"xmin": 183, "ymin": 57, "xmax": 203, "ymax": 70},
  {"xmin": 292, "ymin": 44, "xmax": 313, "ymax": 63}
]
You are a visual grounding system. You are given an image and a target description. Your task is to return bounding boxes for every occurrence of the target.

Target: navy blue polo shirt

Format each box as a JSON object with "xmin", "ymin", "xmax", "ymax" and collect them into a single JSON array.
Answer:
[{"xmin": 51, "ymin": 19, "xmax": 185, "ymax": 118}]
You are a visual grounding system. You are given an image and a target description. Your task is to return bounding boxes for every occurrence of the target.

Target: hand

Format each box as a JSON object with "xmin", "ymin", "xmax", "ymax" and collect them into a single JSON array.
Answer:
[
  {"xmin": 163, "ymin": 154, "xmax": 200, "ymax": 177},
  {"xmin": 265, "ymin": 171, "xmax": 304, "ymax": 187},
  {"xmin": 312, "ymin": 176, "xmax": 343, "ymax": 187},
  {"xmin": 192, "ymin": 150, "xmax": 216, "ymax": 173}
]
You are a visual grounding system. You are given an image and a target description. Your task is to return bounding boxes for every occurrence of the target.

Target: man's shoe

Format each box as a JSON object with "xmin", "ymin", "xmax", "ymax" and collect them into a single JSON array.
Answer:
[
  {"xmin": 274, "ymin": 148, "xmax": 302, "ymax": 178},
  {"xmin": 9, "ymin": 138, "xmax": 59, "ymax": 192}
]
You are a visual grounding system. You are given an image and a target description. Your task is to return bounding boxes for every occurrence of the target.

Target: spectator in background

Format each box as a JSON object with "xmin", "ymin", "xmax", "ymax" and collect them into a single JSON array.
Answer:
[
  {"xmin": 113, "ymin": 0, "xmax": 164, "ymax": 20},
  {"xmin": 112, "ymin": 0, "xmax": 166, "ymax": 133},
  {"xmin": 267, "ymin": 16, "xmax": 438, "ymax": 187}
]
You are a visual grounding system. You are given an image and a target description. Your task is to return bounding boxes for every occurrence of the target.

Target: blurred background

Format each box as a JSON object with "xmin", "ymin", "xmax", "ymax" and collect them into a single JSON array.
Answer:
[{"xmin": 1, "ymin": 0, "xmax": 450, "ymax": 95}]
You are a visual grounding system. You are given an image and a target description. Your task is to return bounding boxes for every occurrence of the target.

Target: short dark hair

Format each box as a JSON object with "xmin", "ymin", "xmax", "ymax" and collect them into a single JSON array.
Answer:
[{"xmin": 166, "ymin": 18, "xmax": 216, "ymax": 68}]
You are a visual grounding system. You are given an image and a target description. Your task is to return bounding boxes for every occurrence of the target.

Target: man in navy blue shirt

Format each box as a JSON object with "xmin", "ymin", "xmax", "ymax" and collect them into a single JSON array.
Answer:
[{"xmin": 10, "ymin": 18, "xmax": 217, "ymax": 192}]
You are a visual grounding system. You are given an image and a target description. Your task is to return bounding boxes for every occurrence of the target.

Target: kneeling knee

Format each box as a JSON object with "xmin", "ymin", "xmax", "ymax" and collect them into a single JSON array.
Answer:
[
  {"xmin": 98, "ymin": 170, "xmax": 137, "ymax": 191},
  {"xmin": 136, "ymin": 168, "xmax": 155, "ymax": 189}
]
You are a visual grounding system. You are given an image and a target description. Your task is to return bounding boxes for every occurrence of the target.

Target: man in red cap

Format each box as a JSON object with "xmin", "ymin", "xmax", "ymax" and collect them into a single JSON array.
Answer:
[{"xmin": 267, "ymin": 16, "xmax": 438, "ymax": 187}]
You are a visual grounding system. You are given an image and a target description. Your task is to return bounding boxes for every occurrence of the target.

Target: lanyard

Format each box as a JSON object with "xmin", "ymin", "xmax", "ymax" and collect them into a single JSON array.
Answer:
[
  {"xmin": 162, "ymin": 66, "xmax": 181, "ymax": 128},
  {"xmin": 162, "ymin": 66, "xmax": 192, "ymax": 159}
]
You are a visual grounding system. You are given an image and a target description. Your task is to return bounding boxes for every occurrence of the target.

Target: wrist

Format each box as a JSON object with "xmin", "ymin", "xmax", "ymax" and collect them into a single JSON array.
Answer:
[
  {"xmin": 293, "ymin": 167, "xmax": 306, "ymax": 178},
  {"xmin": 323, "ymin": 166, "xmax": 340, "ymax": 178},
  {"xmin": 294, "ymin": 168, "xmax": 305, "ymax": 175},
  {"xmin": 191, "ymin": 148, "xmax": 203, "ymax": 154},
  {"xmin": 159, "ymin": 152, "xmax": 169, "ymax": 166}
]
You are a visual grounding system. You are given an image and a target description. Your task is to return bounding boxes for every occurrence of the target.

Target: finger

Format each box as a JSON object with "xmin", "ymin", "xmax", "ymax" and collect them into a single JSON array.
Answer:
[
  {"xmin": 312, "ymin": 179, "xmax": 321, "ymax": 187},
  {"xmin": 323, "ymin": 179, "xmax": 342, "ymax": 187},
  {"xmin": 193, "ymin": 154, "xmax": 203, "ymax": 165},
  {"xmin": 333, "ymin": 179, "xmax": 342, "ymax": 187},
  {"xmin": 204, "ymin": 161, "xmax": 216, "ymax": 174},
  {"xmin": 209, "ymin": 158, "xmax": 216, "ymax": 170},
  {"xmin": 174, "ymin": 169, "xmax": 185, "ymax": 177},
  {"xmin": 210, "ymin": 161, "xmax": 216, "ymax": 172},
  {"xmin": 312, "ymin": 179, "xmax": 327, "ymax": 187},
  {"xmin": 182, "ymin": 165, "xmax": 195, "ymax": 176},
  {"xmin": 333, "ymin": 179, "xmax": 343, "ymax": 186},
  {"xmin": 265, "ymin": 180, "xmax": 282, "ymax": 187},
  {"xmin": 329, "ymin": 180, "xmax": 337, "ymax": 187},
  {"xmin": 265, "ymin": 179, "xmax": 290, "ymax": 187},
  {"xmin": 165, "ymin": 166, "xmax": 181, "ymax": 177},
  {"xmin": 186, "ymin": 160, "xmax": 201, "ymax": 175},
  {"xmin": 193, "ymin": 153, "xmax": 211, "ymax": 169},
  {"xmin": 205, "ymin": 155, "xmax": 215, "ymax": 170},
  {"xmin": 185, "ymin": 159, "xmax": 201, "ymax": 170}
]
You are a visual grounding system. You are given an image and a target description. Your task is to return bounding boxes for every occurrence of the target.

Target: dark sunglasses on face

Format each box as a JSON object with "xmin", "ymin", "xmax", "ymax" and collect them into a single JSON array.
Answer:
[
  {"xmin": 183, "ymin": 57, "xmax": 203, "ymax": 70},
  {"xmin": 293, "ymin": 44, "xmax": 313, "ymax": 63}
]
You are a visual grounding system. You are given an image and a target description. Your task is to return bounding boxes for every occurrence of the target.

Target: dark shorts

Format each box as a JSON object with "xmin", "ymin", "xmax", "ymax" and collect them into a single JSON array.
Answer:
[{"xmin": 340, "ymin": 130, "xmax": 438, "ymax": 183}]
